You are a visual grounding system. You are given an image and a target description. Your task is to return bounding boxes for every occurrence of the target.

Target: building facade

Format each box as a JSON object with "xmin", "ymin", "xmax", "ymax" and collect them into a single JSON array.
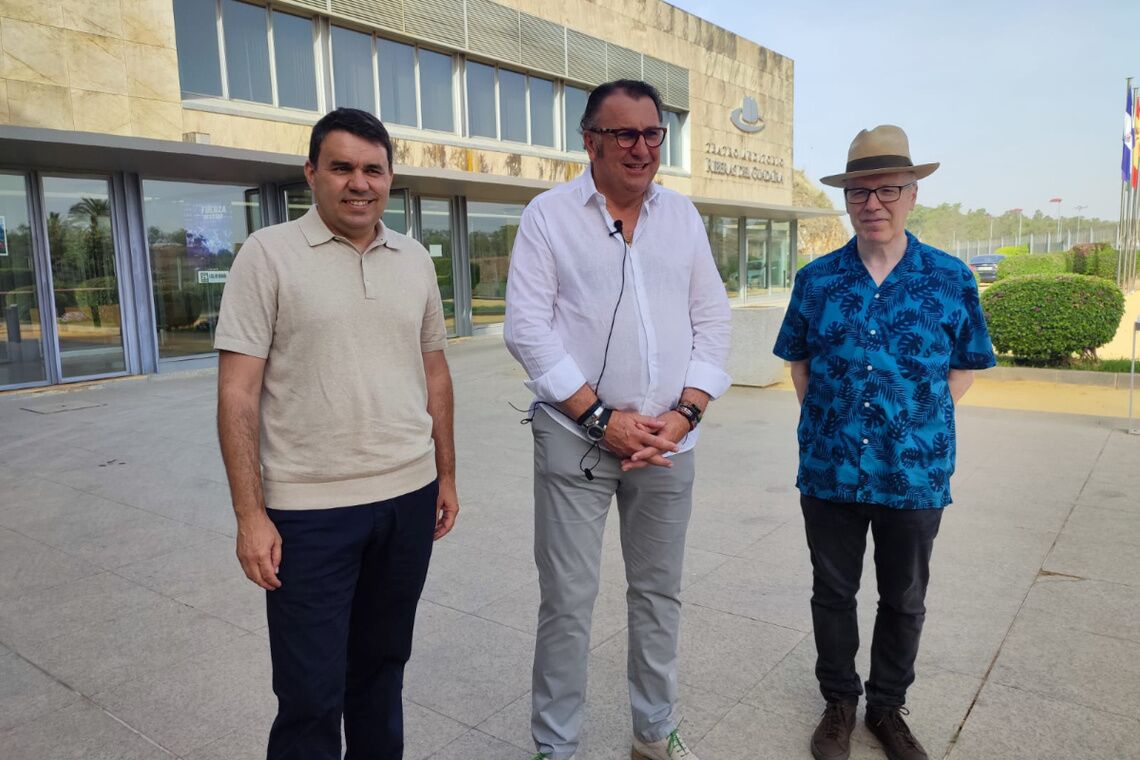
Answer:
[{"xmin": 0, "ymin": 0, "xmax": 831, "ymax": 390}]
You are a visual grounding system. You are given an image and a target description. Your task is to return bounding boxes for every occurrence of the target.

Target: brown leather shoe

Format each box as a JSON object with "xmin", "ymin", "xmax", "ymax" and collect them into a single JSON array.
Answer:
[
  {"xmin": 864, "ymin": 706, "xmax": 929, "ymax": 760},
  {"xmin": 810, "ymin": 700, "xmax": 856, "ymax": 760}
]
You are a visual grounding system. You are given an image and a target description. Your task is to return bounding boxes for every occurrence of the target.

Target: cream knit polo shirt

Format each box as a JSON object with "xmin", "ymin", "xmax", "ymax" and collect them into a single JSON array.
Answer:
[{"xmin": 214, "ymin": 206, "xmax": 447, "ymax": 510}]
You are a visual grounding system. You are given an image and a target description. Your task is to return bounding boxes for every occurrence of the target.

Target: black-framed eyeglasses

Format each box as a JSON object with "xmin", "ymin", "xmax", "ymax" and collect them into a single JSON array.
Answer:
[
  {"xmin": 586, "ymin": 127, "xmax": 668, "ymax": 148},
  {"xmin": 844, "ymin": 182, "xmax": 916, "ymax": 204}
]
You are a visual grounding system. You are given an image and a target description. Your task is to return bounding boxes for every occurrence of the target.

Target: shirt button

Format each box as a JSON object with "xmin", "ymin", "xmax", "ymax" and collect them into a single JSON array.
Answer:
[
  {"xmin": 866, "ymin": 364, "xmax": 873, "ymax": 371},
  {"xmin": 874, "ymin": 293, "xmax": 881, "ymax": 299},
  {"xmin": 869, "ymin": 329, "xmax": 877, "ymax": 335},
  {"xmin": 862, "ymin": 438, "xmax": 869, "ymax": 445},
  {"xmin": 864, "ymin": 401, "xmax": 870, "ymax": 408}
]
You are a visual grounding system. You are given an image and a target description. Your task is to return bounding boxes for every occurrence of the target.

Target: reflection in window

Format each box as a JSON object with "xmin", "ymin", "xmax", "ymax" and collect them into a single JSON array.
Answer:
[
  {"xmin": 665, "ymin": 111, "xmax": 684, "ymax": 168},
  {"xmin": 143, "ymin": 180, "xmax": 262, "ymax": 358},
  {"xmin": 173, "ymin": 0, "xmax": 222, "ymax": 97},
  {"xmin": 379, "ymin": 38, "xmax": 416, "ymax": 126},
  {"xmin": 273, "ymin": 11, "xmax": 317, "ymax": 110},
  {"xmin": 468, "ymin": 201, "xmax": 522, "ymax": 326},
  {"xmin": 744, "ymin": 218, "xmax": 769, "ymax": 298},
  {"xmin": 769, "ymin": 221, "xmax": 791, "ymax": 293},
  {"xmin": 419, "ymin": 198, "xmax": 455, "ymax": 335},
  {"xmin": 530, "ymin": 76, "xmax": 555, "ymax": 147},
  {"xmin": 499, "ymin": 70, "xmax": 527, "ymax": 143},
  {"xmin": 419, "ymin": 49, "xmax": 454, "ymax": 132},
  {"xmin": 564, "ymin": 85, "xmax": 587, "ymax": 152},
  {"xmin": 223, "ymin": 0, "xmax": 271, "ymax": 104},
  {"xmin": 467, "ymin": 62, "xmax": 497, "ymax": 138},
  {"xmin": 333, "ymin": 26, "xmax": 374, "ymax": 111},
  {"xmin": 708, "ymin": 216, "xmax": 740, "ymax": 297},
  {"xmin": 0, "ymin": 173, "xmax": 47, "ymax": 386}
]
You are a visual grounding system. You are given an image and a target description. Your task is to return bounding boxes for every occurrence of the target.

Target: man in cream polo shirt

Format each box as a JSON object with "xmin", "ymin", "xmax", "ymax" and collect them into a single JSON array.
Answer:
[{"xmin": 215, "ymin": 108, "xmax": 458, "ymax": 760}]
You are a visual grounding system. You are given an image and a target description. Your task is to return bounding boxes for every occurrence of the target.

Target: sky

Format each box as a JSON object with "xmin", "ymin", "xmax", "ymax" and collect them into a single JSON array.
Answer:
[{"xmin": 667, "ymin": 0, "xmax": 1139, "ymax": 222}]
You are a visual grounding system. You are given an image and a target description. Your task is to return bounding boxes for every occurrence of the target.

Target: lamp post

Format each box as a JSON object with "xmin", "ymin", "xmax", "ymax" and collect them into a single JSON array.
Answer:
[
  {"xmin": 1050, "ymin": 197, "xmax": 1062, "ymax": 247},
  {"xmin": 1075, "ymin": 204, "xmax": 1088, "ymax": 241}
]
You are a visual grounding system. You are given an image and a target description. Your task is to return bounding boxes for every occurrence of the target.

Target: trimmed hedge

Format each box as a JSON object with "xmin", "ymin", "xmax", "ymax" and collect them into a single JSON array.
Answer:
[
  {"xmin": 1065, "ymin": 242, "xmax": 1119, "ymax": 282},
  {"xmin": 980, "ymin": 274, "xmax": 1124, "ymax": 363},
  {"xmin": 994, "ymin": 253, "xmax": 1065, "ymax": 280},
  {"xmin": 995, "ymin": 244, "xmax": 1029, "ymax": 256}
]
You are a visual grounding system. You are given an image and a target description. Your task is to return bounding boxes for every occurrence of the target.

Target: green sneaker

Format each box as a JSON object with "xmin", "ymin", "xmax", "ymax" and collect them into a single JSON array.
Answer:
[{"xmin": 632, "ymin": 728, "xmax": 698, "ymax": 759}]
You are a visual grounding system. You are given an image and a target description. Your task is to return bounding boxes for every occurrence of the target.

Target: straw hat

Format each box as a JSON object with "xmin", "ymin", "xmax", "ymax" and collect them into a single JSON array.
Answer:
[{"xmin": 819, "ymin": 124, "xmax": 939, "ymax": 187}]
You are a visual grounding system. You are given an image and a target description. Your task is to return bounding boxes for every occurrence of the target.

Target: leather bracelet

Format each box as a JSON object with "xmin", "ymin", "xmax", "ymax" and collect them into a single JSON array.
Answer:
[
  {"xmin": 673, "ymin": 401, "xmax": 702, "ymax": 431},
  {"xmin": 575, "ymin": 400, "xmax": 605, "ymax": 426}
]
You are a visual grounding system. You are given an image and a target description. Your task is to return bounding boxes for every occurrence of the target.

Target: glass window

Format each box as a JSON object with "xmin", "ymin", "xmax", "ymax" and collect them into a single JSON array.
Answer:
[
  {"xmin": 272, "ymin": 11, "xmax": 317, "ymax": 110},
  {"xmin": 466, "ymin": 61, "xmax": 497, "ymax": 139},
  {"xmin": 222, "ymin": 0, "xmax": 271, "ymax": 104},
  {"xmin": 665, "ymin": 111, "xmax": 684, "ymax": 168},
  {"xmin": 499, "ymin": 69, "xmax": 527, "ymax": 143},
  {"xmin": 0, "ymin": 173, "xmax": 47, "ymax": 386},
  {"xmin": 769, "ymin": 220, "xmax": 791, "ymax": 293},
  {"xmin": 467, "ymin": 201, "xmax": 522, "ymax": 326},
  {"xmin": 419, "ymin": 49, "xmax": 454, "ymax": 132},
  {"xmin": 173, "ymin": 0, "xmax": 222, "ymax": 97},
  {"xmin": 529, "ymin": 76, "xmax": 555, "ymax": 147},
  {"xmin": 419, "ymin": 198, "xmax": 454, "ymax": 335},
  {"xmin": 332, "ymin": 26, "xmax": 375, "ymax": 111},
  {"xmin": 563, "ymin": 85, "xmax": 587, "ymax": 152},
  {"xmin": 42, "ymin": 177, "xmax": 127, "ymax": 378},
  {"xmin": 744, "ymin": 218, "xmax": 769, "ymax": 298},
  {"xmin": 708, "ymin": 216, "xmax": 740, "ymax": 297},
  {"xmin": 143, "ymin": 180, "xmax": 263, "ymax": 359},
  {"xmin": 378, "ymin": 38, "xmax": 416, "ymax": 127}
]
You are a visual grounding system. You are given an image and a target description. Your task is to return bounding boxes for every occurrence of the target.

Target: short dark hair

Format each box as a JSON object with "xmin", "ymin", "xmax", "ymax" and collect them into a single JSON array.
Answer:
[
  {"xmin": 579, "ymin": 80, "xmax": 664, "ymax": 133},
  {"xmin": 308, "ymin": 108, "xmax": 394, "ymax": 168}
]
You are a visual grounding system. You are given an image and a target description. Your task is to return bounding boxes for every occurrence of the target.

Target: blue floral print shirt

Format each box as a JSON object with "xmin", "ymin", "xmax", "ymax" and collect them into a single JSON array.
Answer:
[{"xmin": 773, "ymin": 232, "xmax": 996, "ymax": 509}]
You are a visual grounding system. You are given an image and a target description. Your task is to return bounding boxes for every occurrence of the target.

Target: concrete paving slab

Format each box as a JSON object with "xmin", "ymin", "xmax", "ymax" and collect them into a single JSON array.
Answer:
[
  {"xmin": 1021, "ymin": 575, "xmax": 1140, "ymax": 644},
  {"xmin": 988, "ymin": 606, "xmax": 1140, "ymax": 719},
  {"xmin": 948, "ymin": 681, "xmax": 1140, "ymax": 760},
  {"xmin": 403, "ymin": 601, "xmax": 534, "ymax": 727},
  {"xmin": 0, "ymin": 527, "xmax": 98, "ymax": 601},
  {"xmin": 420, "ymin": 540, "xmax": 538, "ymax": 614},
  {"xmin": 0, "ymin": 651, "xmax": 82, "ymax": 732},
  {"xmin": 90, "ymin": 633, "xmax": 272, "ymax": 757},
  {"xmin": 18, "ymin": 594, "xmax": 247, "ymax": 695},
  {"xmin": 0, "ymin": 701, "xmax": 175, "ymax": 759}
]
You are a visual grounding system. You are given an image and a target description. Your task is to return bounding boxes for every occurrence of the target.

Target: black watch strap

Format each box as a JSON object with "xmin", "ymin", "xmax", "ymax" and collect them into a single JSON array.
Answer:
[{"xmin": 673, "ymin": 402, "xmax": 702, "ymax": 431}]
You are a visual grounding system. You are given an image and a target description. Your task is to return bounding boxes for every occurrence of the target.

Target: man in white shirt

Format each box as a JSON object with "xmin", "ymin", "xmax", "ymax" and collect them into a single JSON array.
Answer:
[{"xmin": 505, "ymin": 79, "xmax": 731, "ymax": 760}]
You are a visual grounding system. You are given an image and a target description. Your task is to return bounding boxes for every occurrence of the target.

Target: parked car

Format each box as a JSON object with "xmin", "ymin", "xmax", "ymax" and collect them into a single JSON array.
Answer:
[{"xmin": 969, "ymin": 254, "xmax": 1006, "ymax": 283}]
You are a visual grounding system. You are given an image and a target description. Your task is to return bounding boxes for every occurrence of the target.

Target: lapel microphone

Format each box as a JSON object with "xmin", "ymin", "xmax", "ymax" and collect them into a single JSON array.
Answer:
[{"xmin": 609, "ymin": 219, "xmax": 623, "ymax": 238}]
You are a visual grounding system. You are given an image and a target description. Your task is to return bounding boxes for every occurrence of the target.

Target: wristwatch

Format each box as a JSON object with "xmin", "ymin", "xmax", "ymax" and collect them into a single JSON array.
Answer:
[{"xmin": 577, "ymin": 402, "xmax": 613, "ymax": 442}]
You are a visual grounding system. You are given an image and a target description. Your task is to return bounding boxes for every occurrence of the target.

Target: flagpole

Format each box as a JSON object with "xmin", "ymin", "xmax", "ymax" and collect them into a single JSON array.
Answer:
[
  {"xmin": 1131, "ymin": 87, "xmax": 1140, "ymax": 291},
  {"xmin": 1120, "ymin": 78, "xmax": 1134, "ymax": 287}
]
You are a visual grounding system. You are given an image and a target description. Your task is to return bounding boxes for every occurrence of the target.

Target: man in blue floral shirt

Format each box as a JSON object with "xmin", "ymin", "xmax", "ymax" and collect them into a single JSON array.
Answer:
[{"xmin": 773, "ymin": 125, "xmax": 995, "ymax": 760}]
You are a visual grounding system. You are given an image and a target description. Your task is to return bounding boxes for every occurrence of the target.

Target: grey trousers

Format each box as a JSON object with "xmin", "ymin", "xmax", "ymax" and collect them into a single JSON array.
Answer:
[{"xmin": 530, "ymin": 409, "xmax": 695, "ymax": 759}]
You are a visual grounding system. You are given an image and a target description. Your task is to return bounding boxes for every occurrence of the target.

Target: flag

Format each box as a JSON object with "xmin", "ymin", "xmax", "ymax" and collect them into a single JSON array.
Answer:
[
  {"xmin": 1124, "ymin": 84, "xmax": 1134, "ymax": 184},
  {"xmin": 1126, "ymin": 87, "xmax": 1135, "ymax": 189},
  {"xmin": 1049, "ymin": 197, "xmax": 1062, "ymax": 203}
]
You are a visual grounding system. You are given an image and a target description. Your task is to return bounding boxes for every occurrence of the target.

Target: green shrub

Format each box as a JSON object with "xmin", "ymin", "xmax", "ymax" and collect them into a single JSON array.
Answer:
[
  {"xmin": 1066, "ymin": 242, "xmax": 1119, "ymax": 281},
  {"xmin": 995, "ymin": 253, "xmax": 1065, "ymax": 280},
  {"xmin": 995, "ymin": 244, "xmax": 1029, "ymax": 257},
  {"xmin": 981, "ymin": 274, "xmax": 1124, "ymax": 363}
]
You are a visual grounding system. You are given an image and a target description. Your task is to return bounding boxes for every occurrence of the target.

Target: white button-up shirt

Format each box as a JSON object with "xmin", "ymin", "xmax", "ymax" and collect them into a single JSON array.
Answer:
[{"xmin": 504, "ymin": 168, "xmax": 732, "ymax": 452}]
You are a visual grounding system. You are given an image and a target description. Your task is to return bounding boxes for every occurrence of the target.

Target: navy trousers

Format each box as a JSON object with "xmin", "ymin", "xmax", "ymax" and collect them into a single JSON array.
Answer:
[
  {"xmin": 265, "ymin": 481, "xmax": 437, "ymax": 760},
  {"xmin": 800, "ymin": 493, "xmax": 942, "ymax": 708}
]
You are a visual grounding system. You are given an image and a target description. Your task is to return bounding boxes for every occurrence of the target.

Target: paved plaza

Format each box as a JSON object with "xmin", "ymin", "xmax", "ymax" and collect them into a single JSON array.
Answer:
[{"xmin": 0, "ymin": 335, "xmax": 1138, "ymax": 759}]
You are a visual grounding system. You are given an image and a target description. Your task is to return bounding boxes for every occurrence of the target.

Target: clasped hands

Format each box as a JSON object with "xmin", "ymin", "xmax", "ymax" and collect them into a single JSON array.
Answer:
[{"xmin": 602, "ymin": 409, "xmax": 690, "ymax": 471}]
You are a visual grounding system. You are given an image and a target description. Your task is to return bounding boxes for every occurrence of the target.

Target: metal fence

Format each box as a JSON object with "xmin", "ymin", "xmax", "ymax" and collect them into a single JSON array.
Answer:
[{"xmin": 949, "ymin": 228, "xmax": 1115, "ymax": 261}]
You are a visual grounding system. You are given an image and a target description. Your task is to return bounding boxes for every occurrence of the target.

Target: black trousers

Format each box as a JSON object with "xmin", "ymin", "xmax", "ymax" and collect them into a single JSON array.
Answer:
[
  {"xmin": 800, "ymin": 493, "xmax": 942, "ymax": 707},
  {"xmin": 265, "ymin": 481, "xmax": 437, "ymax": 760}
]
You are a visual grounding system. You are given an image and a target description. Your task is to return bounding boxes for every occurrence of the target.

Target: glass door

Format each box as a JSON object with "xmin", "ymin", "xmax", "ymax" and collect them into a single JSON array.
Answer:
[
  {"xmin": 42, "ymin": 176, "xmax": 126, "ymax": 380},
  {"xmin": 0, "ymin": 173, "xmax": 47, "ymax": 387},
  {"xmin": 417, "ymin": 197, "xmax": 455, "ymax": 336}
]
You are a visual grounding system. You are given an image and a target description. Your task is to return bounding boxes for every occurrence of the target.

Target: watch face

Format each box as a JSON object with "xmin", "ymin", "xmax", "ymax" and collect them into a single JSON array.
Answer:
[{"xmin": 585, "ymin": 424, "xmax": 605, "ymax": 442}]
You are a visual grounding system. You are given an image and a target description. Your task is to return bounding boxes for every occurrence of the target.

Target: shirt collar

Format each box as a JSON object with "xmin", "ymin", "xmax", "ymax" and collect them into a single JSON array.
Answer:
[
  {"xmin": 573, "ymin": 164, "xmax": 661, "ymax": 208},
  {"xmin": 298, "ymin": 205, "xmax": 402, "ymax": 252},
  {"xmin": 840, "ymin": 230, "xmax": 919, "ymax": 274}
]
